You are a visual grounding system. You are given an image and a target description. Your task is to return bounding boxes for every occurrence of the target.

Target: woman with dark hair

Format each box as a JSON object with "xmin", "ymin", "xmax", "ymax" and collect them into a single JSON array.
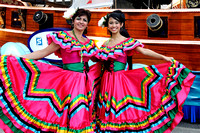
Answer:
[
  {"xmin": 96, "ymin": 10, "xmax": 195, "ymax": 132},
  {"xmin": 0, "ymin": 8, "xmax": 101, "ymax": 132}
]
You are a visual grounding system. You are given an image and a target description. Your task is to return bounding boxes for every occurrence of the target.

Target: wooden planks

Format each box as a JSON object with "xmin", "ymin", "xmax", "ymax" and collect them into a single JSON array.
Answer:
[
  {"xmin": 0, "ymin": 30, "xmax": 31, "ymax": 45},
  {"xmin": 2, "ymin": 7, "xmax": 200, "ymax": 40},
  {"xmin": 132, "ymin": 43, "xmax": 200, "ymax": 71},
  {"xmin": 0, "ymin": 6, "xmax": 200, "ymax": 70}
]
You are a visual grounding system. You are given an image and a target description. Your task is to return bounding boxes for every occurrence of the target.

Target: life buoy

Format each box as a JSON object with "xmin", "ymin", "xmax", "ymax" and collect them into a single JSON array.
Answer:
[{"xmin": 146, "ymin": 14, "xmax": 163, "ymax": 32}]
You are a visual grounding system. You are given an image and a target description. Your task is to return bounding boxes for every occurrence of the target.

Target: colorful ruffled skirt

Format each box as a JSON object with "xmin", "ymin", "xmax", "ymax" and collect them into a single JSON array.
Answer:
[
  {"xmin": 0, "ymin": 55, "xmax": 101, "ymax": 133},
  {"xmin": 96, "ymin": 60, "xmax": 195, "ymax": 133}
]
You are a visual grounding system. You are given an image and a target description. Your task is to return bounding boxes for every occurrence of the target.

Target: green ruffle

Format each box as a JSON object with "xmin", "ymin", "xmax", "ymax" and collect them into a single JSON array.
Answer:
[
  {"xmin": 155, "ymin": 68, "xmax": 191, "ymax": 133},
  {"xmin": 0, "ymin": 107, "xmax": 95, "ymax": 133},
  {"xmin": 0, "ymin": 107, "xmax": 23, "ymax": 133}
]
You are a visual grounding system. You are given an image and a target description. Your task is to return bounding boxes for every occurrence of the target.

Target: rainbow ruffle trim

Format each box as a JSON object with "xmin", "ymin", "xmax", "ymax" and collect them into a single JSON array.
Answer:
[
  {"xmin": 97, "ymin": 38, "xmax": 144, "ymax": 60},
  {"xmin": 47, "ymin": 31, "xmax": 99, "ymax": 58}
]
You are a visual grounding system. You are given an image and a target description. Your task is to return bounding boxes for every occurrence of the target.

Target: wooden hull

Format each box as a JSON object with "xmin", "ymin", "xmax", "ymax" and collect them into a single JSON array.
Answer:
[
  {"xmin": 133, "ymin": 41, "xmax": 200, "ymax": 71},
  {"xmin": 0, "ymin": 4, "xmax": 200, "ymax": 70}
]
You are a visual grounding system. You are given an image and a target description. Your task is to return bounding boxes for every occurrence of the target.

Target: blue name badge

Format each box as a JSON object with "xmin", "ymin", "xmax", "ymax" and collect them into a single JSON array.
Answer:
[{"xmin": 36, "ymin": 37, "xmax": 43, "ymax": 46}]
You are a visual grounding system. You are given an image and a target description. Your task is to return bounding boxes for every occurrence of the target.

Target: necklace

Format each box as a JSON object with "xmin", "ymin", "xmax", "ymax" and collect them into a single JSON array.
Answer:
[
  {"xmin": 106, "ymin": 38, "xmax": 111, "ymax": 47},
  {"xmin": 72, "ymin": 29, "xmax": 83, "ymax": 63}
]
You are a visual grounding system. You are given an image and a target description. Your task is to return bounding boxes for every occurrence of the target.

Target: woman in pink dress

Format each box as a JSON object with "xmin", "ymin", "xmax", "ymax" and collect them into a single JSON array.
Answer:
[
  {"xmin": 96, "ymin": 10, "xmax": 195, "ymax": 133},
  {"xmin": 0, "ymin": 8, "xmax": 101, "ymax": 133}
]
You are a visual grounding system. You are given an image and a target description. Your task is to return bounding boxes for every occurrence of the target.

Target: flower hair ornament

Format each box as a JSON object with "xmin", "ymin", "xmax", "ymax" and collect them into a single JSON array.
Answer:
[
  {"xmin": 63, "ymin": 8, "xmax": 78, "ymax": 20},
  {"xmin": 98, "ymin": 14, "xmax": 109, "ymax": 28}
]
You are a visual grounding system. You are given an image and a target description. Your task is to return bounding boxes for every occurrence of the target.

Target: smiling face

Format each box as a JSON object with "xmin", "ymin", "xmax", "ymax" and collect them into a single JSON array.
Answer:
[
  {"xmin": 108, "ymin": 17, "xmax": 123, "ymax": 34},
  {"xmin": 73, "ymin": 15, "xmax": 88, "ymax": 32}
]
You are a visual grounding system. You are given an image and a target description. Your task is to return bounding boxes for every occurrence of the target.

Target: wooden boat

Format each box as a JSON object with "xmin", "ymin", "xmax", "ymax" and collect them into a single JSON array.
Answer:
[{"xmin": 0, "ymin": 3, "xmax": 200, "ymax": 70}]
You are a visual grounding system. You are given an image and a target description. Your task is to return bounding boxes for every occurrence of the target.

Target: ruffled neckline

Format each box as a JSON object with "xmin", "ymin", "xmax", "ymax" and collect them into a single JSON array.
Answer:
[
  {"xmin": 47, "ymin": 30, "xmax": 99, "ymax": 58},
  {"xmin": 102, "ymin": 37, "xmax": 131, "ymax": 48},
  {"xmin": 64, "ymin": 31, "xmax": 90, "ymax": 45},
  {"xmin": 97, "ymin": 38, "xmax": 144, "ymax": 60}
]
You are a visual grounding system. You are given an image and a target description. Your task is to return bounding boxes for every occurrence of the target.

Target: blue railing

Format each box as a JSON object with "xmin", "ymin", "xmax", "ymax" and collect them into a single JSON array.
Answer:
[{"xmin": 183, "ymin": 71, "xmax": 200, "ymax": 123}]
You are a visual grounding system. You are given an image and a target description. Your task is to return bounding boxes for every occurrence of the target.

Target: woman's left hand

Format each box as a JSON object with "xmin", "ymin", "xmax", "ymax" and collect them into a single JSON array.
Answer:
[{"xmin": 163, "ymin": 56, "xmax": 174, "ymax": 63}]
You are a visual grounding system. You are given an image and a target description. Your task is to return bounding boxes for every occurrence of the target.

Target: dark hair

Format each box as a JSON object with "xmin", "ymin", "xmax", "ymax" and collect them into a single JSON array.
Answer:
[
  {"xmin": 105, "ymin": 10, "xmax": 130, "ymax": 38},
  {"xmin": 106, "ymin": 10, "xmax": 132, "ymax": 69},
  {"xmin": 72, "ymin": 8, "xmax": 91, "ymax": 23},
  {"xmin": 71, "ymin": 9, "xmax": 91, "ymax": 34}
]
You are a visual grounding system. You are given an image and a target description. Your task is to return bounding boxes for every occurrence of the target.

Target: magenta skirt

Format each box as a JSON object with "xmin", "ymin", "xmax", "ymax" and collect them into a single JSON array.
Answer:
[
  {"xmin": 0, "ymin": 55, "xmax": 101, "ymax": 133},
  {"xmin": 96, "ymin": 61, "xmax": 195, "ymax": 133}
]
